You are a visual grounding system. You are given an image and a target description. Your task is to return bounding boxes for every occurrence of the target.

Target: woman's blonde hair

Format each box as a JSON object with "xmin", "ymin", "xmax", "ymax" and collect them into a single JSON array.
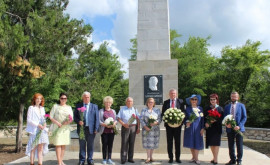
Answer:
[
  {"xmin": 146, "ymin": 98, "xmax": 155, "ymax": 107},
  {"xmin": 103, "ymin": 96, "xmax": 113, "ymax": 104}
]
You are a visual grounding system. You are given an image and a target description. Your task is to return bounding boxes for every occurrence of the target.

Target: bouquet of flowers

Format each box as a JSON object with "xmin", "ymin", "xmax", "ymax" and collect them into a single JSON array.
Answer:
[
  {"xmin": 162, "ymin": 108, "xmax": 185, "ymax": 127},
  {"xmin": 104, "ymin": 117, "xmax": 119, "ymax": 135},
  {"xmin": 186, "ymin": 108, "xmax": 203, "ymax": 128},
  {"xmin": 128, "ymin": 114, "xmax": 138, "ymax": 124},
  {"xmin": 51, "ymin": 114, "xmax": 73, "ymax": 138},
  {"xmin": 145, "ymin": 114, "xmax": 158, "ymax": 135},
  {"xmin": 222, "ymin": 114, "xmax": 243, "ymax": 136},
  {"xmin": 206, "ymin": 108, "xmax": 221, "ymax": 128},
  {"xmin": 77, "ymin": 106, "xmax": 86, "ymax": 140},
  {"xmin": 32, "ymin": 114, "xmax": 50, "ymax": 148}
]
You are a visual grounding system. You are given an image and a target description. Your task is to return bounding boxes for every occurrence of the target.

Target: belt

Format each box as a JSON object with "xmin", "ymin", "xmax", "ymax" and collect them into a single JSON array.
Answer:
[{"xmin": 129, "ymin": 124, "xmax": 137, "ymax": 126}]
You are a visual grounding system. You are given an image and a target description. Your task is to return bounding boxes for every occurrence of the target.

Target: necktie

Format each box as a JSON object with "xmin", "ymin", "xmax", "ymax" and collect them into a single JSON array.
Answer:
[
  {"xmin": 231, "ymin": 103, "xmax": 235, "ymax": 118},
  {"xmin": 171, "ymin": 99, "xmax": 175, "ymax": 108}
]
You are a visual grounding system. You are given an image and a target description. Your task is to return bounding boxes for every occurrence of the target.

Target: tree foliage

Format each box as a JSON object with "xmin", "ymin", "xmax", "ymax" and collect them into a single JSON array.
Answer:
[
  {"xmin": 0, "ymin": 0, "xmax": 128, "ymax": 152},
  {"xmin": 129, "ymin": 30, "xmax": 270, "ymax": 128}
]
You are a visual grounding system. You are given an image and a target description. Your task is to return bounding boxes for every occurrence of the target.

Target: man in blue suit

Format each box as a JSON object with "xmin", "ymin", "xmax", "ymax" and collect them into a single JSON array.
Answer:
[
  {"xmin": 224, "ymin": 92, "xmax": 247, "ymax": 165},
  {"xmin": 74, "ymin": 91, "xmax": 99, "ymax": 165}
]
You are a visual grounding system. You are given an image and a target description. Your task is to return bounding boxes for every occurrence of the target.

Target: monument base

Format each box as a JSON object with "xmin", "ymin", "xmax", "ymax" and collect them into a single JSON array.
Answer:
[{"xmin": 129, "ymin": 59, "xmax": 179, "ymax": 106}]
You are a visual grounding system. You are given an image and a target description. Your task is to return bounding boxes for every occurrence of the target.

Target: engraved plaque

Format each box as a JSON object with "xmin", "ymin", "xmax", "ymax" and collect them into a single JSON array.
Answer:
[{"xmin": 144, "ymin": 75, "xmax": 163, "ymax": 105}]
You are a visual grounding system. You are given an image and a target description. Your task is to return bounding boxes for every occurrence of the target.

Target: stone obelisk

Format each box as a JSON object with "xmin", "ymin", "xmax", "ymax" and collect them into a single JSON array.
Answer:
[{"xmin": 129, "ymin": 0, "xmax": 178, "ymax": 111}]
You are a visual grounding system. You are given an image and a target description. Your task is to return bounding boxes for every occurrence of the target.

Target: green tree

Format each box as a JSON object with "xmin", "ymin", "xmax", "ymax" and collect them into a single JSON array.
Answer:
[
  {"xmin": 218, "ymin": 40, "xmax": 270, "ymax": 102},
  {"xmin": 73, "ymin": 42, "xmax": 127, "ymax": 111},
  {"xmin": 0, "ymin": 0, "xmax": 93, "ymax": 152},
  {"xmin": 244, "ymin": 71, "xmax": 270, "ymax": 127}
]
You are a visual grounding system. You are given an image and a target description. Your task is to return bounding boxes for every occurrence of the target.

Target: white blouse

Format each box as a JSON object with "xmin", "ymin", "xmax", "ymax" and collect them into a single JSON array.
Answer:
[{"xmin": 25, "ymin": 105, "xmax": 46, "ymax": 135}]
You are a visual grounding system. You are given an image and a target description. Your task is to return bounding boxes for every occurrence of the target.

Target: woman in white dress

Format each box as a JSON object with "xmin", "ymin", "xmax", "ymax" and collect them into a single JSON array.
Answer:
[{"xmin": 25, "ymin": 93, "xmax": 49, "ymax": 165}]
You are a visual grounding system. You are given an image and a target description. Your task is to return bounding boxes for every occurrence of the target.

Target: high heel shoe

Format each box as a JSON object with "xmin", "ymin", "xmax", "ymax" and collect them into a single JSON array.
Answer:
[{"xmin": 145, "ymin": 159, "xmax": 151, "ymax": 163}]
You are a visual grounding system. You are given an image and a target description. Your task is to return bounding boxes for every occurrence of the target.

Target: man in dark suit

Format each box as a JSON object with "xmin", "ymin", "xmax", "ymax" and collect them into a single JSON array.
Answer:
[
  {"xmin": 224, "ymin": 92, "xmax": 247, "ymax": 165},
  {"xmin": 74, "ymin": 91, "xmax": 99, "ymax": 165},
  {"xmin": 161, "ymin": 89, "xmax": 185, "ymax": 163}
]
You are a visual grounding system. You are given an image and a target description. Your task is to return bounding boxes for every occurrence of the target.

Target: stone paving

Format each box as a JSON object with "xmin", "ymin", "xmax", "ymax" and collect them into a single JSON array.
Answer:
[{"xmin": 4, "ymin": 142, "xmax": 270, "ymax": 165}]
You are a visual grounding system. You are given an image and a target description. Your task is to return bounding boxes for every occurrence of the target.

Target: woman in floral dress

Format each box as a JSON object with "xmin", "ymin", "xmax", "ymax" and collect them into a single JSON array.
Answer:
[
  {"xmin": 25, "ymin": 93, "xmax": 49, "ymax": 165},
  {"xmin": 50, "ymin": 93, "xmax": 73, "ymax": 165},
  {"xmin": 140, "ymin": 98, "xmax": 162, "ymax": 163}
]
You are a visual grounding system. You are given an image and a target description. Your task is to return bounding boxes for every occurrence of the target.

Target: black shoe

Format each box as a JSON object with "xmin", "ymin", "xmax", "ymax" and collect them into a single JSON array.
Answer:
[
  {"xmin": 176, "ymin": 159, "xmax": 182, "ymax": 163},
  {"xmin": 237, "ymin": 161, "xmax": 242, "ymax": 165},
  {"xmin": 88, "ymin": 162, "xmax": 94, "ymax": 165},
  {"xmin": 128, "ymin": 160, "xmax": 135, "ymax": 163},
  {"xmin": 121, "ymin": 160, "xmax": 126, "ymax": 164},
  {"xmin": 211, "ymin": 160, "xmax": 218, "ymax": 164},
  {"xmin": 168, "ymin": 159, "xmax": 173, "ymax": 163},
  {"xmin": 225, "ymin": 160, "xmax": 236, "ymax": 165},
  {"xmin": 78, "ymin": 162, "xmax": 84, "ymax": 165}
]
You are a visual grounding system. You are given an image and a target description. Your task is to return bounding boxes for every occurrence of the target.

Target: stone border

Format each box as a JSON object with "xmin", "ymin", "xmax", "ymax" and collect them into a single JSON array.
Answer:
[{"xmin": 1, "ymin": 125, "xmax": 270, "ymax": 141}]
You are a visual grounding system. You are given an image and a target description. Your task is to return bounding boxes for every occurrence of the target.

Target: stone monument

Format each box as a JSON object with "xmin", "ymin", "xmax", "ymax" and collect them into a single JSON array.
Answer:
[
  {"xmin": 126, "ymin": 0, "xmax": 192, "ymax": 154},
  {"xmin": 129, "ymin": 0, "xmax": 178, "ymax": 111}
]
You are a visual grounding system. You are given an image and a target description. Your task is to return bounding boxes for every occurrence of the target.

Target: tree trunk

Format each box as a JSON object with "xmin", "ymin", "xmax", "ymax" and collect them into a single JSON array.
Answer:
[{"xmin": 15, "ymin": 103, "xmax": 24, "ymax": 153}]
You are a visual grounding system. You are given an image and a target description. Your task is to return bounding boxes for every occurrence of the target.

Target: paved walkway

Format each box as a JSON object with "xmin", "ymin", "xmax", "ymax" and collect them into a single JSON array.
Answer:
[{"xmin": 4, "ymin": 142, "xmax": 270, "ymax": 165}]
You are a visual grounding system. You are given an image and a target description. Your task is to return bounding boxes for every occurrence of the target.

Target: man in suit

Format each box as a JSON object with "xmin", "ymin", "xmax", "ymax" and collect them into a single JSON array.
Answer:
[
  {"xmin": 74, "ymin": 91, "xmax": 99, "ymax": 165},
  {"xmin": 161, "ymin": 89, "xmax": 185, "ymax": 163},
  {"xmin": 224, "ymin": 92, "xmax": 247, "ymax": 165}
]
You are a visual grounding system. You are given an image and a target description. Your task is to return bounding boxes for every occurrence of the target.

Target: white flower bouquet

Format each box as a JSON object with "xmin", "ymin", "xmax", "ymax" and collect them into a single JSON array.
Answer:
[
  {"xmin": 104, "ymin": 117, "xmax": 119, "ymax": 135},
  {"xmin": 162, "ymin": 108, "xmax": 185, "ymax": 127},
  {"xmin": 222, "ymin": 114, "xmax": 243, "ymax": 136}
]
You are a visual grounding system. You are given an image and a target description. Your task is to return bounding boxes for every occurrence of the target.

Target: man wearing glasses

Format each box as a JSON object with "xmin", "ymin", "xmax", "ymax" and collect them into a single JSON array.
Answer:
[
  {"xmin": 224, "ymin": 92, "xmax": 247, "ymax": 165},
  {"xmin": 161, "ymin": 89, "xmax": 186, "ymax": 163}
]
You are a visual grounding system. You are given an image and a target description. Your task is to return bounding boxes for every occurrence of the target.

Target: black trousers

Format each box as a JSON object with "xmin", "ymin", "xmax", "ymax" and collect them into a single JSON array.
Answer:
[
  {"xmin": 101, "ymin": 133, "xmax": 115, "ymax": 159},
  {"xmin": 227, "ymin": 131, "xmax": 243, "ymax": 163},
  {"xmin": 165, "ymin": 125, "xmax": 182, "ymax": 160}
]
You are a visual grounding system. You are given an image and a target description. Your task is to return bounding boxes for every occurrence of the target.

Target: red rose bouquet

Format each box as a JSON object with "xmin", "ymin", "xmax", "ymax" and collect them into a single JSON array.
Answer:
[
  {"xmin": 128, "ymin": 114, "xmax": 138, "ymax": 125},
  {"xmin": 206, "ymin": 108, "xmax": 221, "ymax": 128}
]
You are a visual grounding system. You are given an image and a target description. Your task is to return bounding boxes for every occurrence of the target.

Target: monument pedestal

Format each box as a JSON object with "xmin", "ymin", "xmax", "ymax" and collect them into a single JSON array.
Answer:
[{"xmin": 129, "ymin": 59, "xmax": 178, "ymax": 106}]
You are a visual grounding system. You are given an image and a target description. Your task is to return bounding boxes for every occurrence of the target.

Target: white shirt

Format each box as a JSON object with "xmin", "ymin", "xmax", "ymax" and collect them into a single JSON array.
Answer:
[{"xmin": 84, "ymin": 103, "xmax": 90, "ymax": 126}]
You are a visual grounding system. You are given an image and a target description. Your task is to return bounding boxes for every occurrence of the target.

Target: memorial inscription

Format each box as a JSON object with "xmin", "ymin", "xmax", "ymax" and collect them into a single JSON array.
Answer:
[{"xmin": 144, "ymin": 75, "xmax": 163, "ymax": 105}]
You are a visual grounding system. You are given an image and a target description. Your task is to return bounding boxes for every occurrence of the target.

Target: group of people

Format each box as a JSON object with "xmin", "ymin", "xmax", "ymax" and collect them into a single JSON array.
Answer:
[{"xmin": 25, "ymin": 89, "xmax": 247, "ymax": 165}]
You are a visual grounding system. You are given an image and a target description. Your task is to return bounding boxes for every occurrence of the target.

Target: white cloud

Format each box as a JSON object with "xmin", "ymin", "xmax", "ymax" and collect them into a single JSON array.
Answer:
[
  {"xmin": 66, "ymin": 0, "xmax": 115, "ymax": 19},
  {"xmin": 169, "ymin": 0, "xmax": 270, "ymax": 56}
]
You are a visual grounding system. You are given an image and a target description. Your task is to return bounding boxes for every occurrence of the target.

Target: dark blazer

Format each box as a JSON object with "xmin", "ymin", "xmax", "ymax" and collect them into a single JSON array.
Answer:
[
  {"xmin": 161, "ymin": 98, "xmax": 185, "ymax": 126},
  {"xmin": 74, "ymin": 102, "xmax": 100, "ymax": 134},
  {"xmin": 224, "ymin": 102, "xmax": 247, "ymax": 133}
]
